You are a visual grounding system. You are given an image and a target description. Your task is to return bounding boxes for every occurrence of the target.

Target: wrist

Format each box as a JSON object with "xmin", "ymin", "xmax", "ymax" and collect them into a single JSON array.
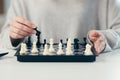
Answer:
[{"xmin": 10, "ymin": 36, "xmax": 23, "ymax": 47}]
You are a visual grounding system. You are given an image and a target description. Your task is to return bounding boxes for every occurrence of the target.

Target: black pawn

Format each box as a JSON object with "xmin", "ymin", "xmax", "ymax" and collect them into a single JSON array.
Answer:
[
  {"xmin": 60, "ymin": 39, "xmax": 64, "ymax": 47},
  {"xmin": 26, "ymin": 36, "xmax": 32, "ymax": 48},
  {"xmin": 74, "ymin": 38, "xmax": 79, "ymax": 49},
  {"xmin": 83, "ymin": 37, "xmax": 87, "ymax": 46},
  {"xmin": 43, "ymin": 39, "xmax": 47, "ymax": 48},
  {"xmin": 65, "ymin": 38, "xmax": 68, "ymax": 48}
]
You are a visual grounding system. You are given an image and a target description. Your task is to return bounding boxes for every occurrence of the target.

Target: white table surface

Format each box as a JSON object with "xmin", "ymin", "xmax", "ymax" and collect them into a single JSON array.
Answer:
[{"xmin": 0, "ymin": 49, "xmax": 120, "ymax": 80}]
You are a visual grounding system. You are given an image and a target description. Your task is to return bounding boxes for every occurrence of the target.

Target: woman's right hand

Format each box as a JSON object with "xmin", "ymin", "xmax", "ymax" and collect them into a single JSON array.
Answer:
[{"xmin": 10, "ymin": 16, "xmax": 36, "ymax": 39}]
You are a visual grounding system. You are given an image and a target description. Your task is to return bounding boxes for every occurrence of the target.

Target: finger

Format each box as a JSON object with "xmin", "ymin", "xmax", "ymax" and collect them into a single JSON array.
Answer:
[
  {"xmin": 89, "ymin": 36, "xmax": 97, "ymax": 42},
  {"xmin": 10, "ymin": 26, "xmax": 31, "ymax": 37},
  {"xmin": 13, "ymin": 16, "xmax": 36, "ymax": 28},
  {"xmin": 10, "ymin": 31, "xmax": 25, "ymax": 39},
  {"xmin": 89, "ymin": 30, "xmax": 100, "ymax": 38},
  {"xmin": 10, "ymin": 21, "xmax": 35, "ymax": 34}
]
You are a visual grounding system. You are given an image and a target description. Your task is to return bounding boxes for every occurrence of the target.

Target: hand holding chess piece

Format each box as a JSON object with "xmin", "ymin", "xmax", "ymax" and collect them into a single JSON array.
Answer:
[
  {"xmin": 89, "ymin": 30, "xmax": 106, "ymax": 55},
  {"xmin": 10, "ymin": 16, "xmax": 36, "ymax": 39},
  {"xmin": 10, "ymin": 16, "xmax": 36, "ymax": 47}
]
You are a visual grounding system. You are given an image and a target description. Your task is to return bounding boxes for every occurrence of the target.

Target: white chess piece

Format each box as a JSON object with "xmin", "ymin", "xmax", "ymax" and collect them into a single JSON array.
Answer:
[
  {"xmin": 66, "ymin": 39, "xmax": 73, "ymax": 55},
  {"xmin": 20, "ymin": 43, "xmax": 27, "ymax": 55},
  {"xmin": 49, "ymin": 38, "xmax": 55, "ymax": 54},
  {"xmin": 84, "ymin": 44, "xmax": 93, "ymax": 55},
  {"xmin": 31, "ymin": 41, "xmax": 38, "ymax": 55},
  {"xmin": 43, "ymin": 44, "xmax": 50, "ymax": 55},
  {"xmin": 57, "ymin": 42, "xmax": 64, "ymax": 55}
]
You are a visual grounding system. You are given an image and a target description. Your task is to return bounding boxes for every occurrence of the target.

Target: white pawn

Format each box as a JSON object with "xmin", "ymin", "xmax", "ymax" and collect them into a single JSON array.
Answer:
[
  {"xmin": 66, "ymin": 39, "xmax": 73, "ymax": 55},
  {"xmin": 57, "ymin": 42, "xmax": 64, "ymax": 55},
  {"xmin": 84, "ymin": 44, "xmax": 93, "ymax": 55},
  {"xmin": 20, "ymin": 43, "xmax": 27, "ymax": 55},
  {"xmin": 43, "ymin": 44, "xmax": 49, "ymax": 55},
  {"xmin": 31, "ymin": 41, "xmax": 38, "ymax": 55},
  {"xmin": 49, "ymin": 38, "xmax": 55, "ymax": 54},
  {"xmin": 67, "ymin": 39, "xmax": 72, "ymax": 46}
]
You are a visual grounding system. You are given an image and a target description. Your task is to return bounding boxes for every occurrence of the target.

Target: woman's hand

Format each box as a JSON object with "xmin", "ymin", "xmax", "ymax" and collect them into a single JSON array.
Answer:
[
  {"xmin": 9, "ymin": 16, "xmax": 36, "ymax": 47},
  {"xmin": 88, "ymin": 30, "xmax": 106, "ymax": 55},
  {"xmin": 10, "ymin": 16, "xmax": 36, "ymax": 39}
]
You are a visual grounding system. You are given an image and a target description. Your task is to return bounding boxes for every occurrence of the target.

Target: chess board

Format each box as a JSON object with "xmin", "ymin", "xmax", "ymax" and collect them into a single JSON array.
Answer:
[{"xmin": 15, "ymin": 43, "xmax": 96, "ymax": 62}]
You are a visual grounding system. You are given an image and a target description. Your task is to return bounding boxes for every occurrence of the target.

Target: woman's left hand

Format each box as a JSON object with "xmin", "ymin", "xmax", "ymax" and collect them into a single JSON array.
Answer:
[{"xmin": 88, "ymin": 30, "xmax": 106, "ymax": 55}]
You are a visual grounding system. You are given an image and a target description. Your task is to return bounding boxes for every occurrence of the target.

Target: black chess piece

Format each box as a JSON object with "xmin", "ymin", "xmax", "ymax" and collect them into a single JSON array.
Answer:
[
  {"xmin": 43, "ymin": 39, "xmax": 47, "ymax": 48},
  {"xmin": 83, "ymin": 37, "xmax": 87, "ymax": 46},
  {"xmin": 64, "ymin": 38, "xmax": 68, "ymax": 48},
  {"xmin": 35, "ymin": 28, "xmax": 41, "ymax": 48},
  {"xmin": 66, "ymin": 38, "xmax": 68, "ymax": 42},
  {"xmin": 60, "ymin": 39, "xmax": 64, "ymax": 47},
  {"xmin": 60, "ymin": 39, "xmax": 63, "ymax": 43},
  {"xmin": 26, "ymin": 36, "xmax": 32, "ymax": 48},
  {"xmin": 74, "ymin": 38, "xmax": 79, "ymax": 49}
]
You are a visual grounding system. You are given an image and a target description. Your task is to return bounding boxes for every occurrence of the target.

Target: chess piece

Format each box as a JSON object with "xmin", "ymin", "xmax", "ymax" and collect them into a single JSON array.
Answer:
[
  {"xmin": 20, "ymin": 43, "xmax": 27, "ymax": 55},
  {"xmin": 26, "ymin": 36, "xmax": 32, "ymax": 48},
  {"xmin": 64, "ymin": 38, "xmax": 68, "ymax": 48},
  {"xmin": 60, "ymin": 39, "xmax": 64, "ymax": 47},
  {"xmin": 66, "ymin": 39, "xmax": 73, "ymax": 55},
  {"xmin": 43, "ymin": 39, "xmax": 47, "ymax": 48},
  {"xmin": 74, "ymin": 38, "xmax": 79, "ymax": 49},
  {"xmin": 31, "ymin": 41, "xmax": 38, "ymax": 55},
  {"xmin": 35, "ymin": 28, "xmax": 41, "ymax": 48},
  {"xmin": 83, "ymin": 37, "xmax": 87, "ymax": 46},
  {"xmin": 84, "ymin": 44, "xmax": 93, "ymax": 55},
  {"xmin": 57, "ymin": 42, "xmax": 64, "ymax": 55},
  {"xmin": 43, "ymin": 44, "xmax": 49, "ymax": 55},
  {"xmin": 49, "ymin": 38, "xmax": 55, "ymax": 54}
]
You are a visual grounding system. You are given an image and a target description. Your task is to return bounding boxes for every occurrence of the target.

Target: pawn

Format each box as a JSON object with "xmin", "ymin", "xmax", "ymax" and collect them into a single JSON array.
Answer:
[
  {"xmin": 84, "ymin": 44, "xmax": 93, "ymax": 55},
  {"xmin": 66, "ymin": 47, "xmax": 73, "ymax": 55},
  {"xmin": 49, "ymin": 38, "xmax": 55, "ymax": 53},
  {"xmin": 43, "ymin": 44, "xmax": 49, "ymax": 55},
  {"xmin": 83, "ymin": 37, "xmax": 87, "ymax": 46},
  {"xmin": 74, "ymin": 38, "xmax": 79, "ymax": 49},
  {"xmin": 66, "ymin": 39, "xmax": 73, "ymax": 55},
  {"xmin": 57, "ymin": 42, "xmax": 64, "ymax": 55},
  {"xmin": 60, "ymin": 39, "xmax": 64, "ymax": 47},
  {"xmin": 67, "ymin": 39, "xmax": 72, "ymax": 46},
  {"xmin": 31, "ymin": 41, "xmax": 38, "ymax": 55},
  {"xmin": 43, "ymin": 39, "xmax": 47, "ymax": 48},
  {"xmin": 20, "ymin": 43, "xmax": 27, "ymax": 55}
]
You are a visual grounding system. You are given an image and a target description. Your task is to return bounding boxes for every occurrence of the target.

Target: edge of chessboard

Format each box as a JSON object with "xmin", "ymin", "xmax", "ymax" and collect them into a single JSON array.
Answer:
[
  {"xmin": 15, "ymin": 44, "xmax": 96, "ymax": 62},
  {"xmin": 15, "ymin": 49, "xmax": 96, "ymax": 62}
]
